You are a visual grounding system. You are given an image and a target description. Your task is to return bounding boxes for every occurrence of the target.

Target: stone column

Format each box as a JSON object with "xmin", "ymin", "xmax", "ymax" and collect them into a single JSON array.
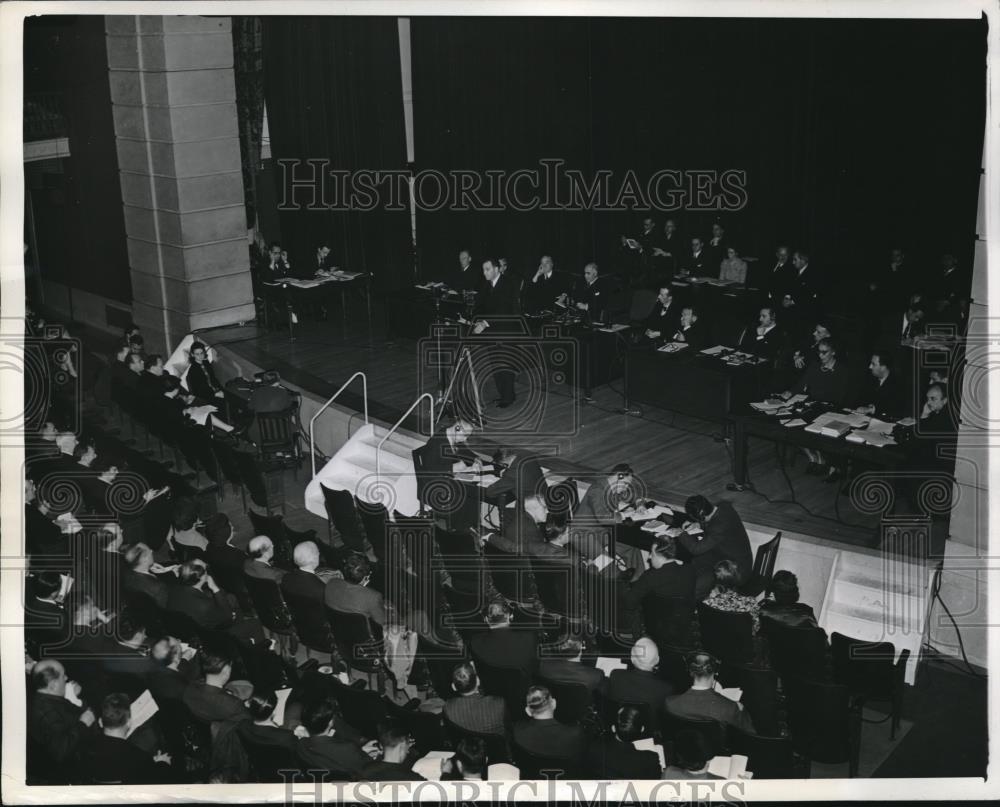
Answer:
[{"xmin": 105, "ymin": 15, "xmax": 254, "ymax": 354}]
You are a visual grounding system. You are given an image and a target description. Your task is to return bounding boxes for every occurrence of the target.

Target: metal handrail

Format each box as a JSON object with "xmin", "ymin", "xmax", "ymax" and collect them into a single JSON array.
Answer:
[
  {"xmin": 375, "ymin": 392, "xmax": 434, "ymax": 482},
  {"xmin": 309, "ymin": 371, "xmax": 368, "ymax": 476}
]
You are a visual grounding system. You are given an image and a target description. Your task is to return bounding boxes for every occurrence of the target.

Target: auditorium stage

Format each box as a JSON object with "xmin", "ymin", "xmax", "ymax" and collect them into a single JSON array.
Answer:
[{"xmin": 198, "ymin": 310, "xmax": 920, "ymax": 553}]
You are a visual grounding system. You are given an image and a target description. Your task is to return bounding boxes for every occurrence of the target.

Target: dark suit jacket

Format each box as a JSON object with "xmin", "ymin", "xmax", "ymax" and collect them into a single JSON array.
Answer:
[
  {"xmin": 281, "ymin": 568, "xmax": 327, "ymax": 605},
  {"xmin": 586, "ymin": 736, "xmax": 661, "ymax": 779},
  {"xmin": 677, "ymin": 502, "xmax": 753, "ymax": 599},
  {"xmin": 123, "ymin": 568, "xmax": 172, "ymax": 610},
  {"xmin": 28, "ymin": 691, "xmax": 91, "ymax": 764},
  {"xmin": 537, "ymin": 659, "xmax": 605, "ymax": 694},
  {"xmin": 740, "ymin": 325, "xmax": 782, "ymax": 360},
  {"xmin": 362, "ymin": 760, "xmax": 427, "ymax": 782},
  {"xmin": 469, "ymin": 627, "xmax": 539, "ymax": 676},
  {"xmin": 791, "ymin": 360, "xmax": 851, "ymax": 407},
  {"xmin": 670, "ymin": 322, "xmax": 706, "ymax": 350},
  {"xmin": 764, "ymin": 260, "xmax": 796, "ymax": 300},
  {"xmin": 759, "ymin": 601, "xmax": 818, "ymax": 629},
  {"xmin": 643, "ymin": 300, "xmax": 680, "ymax": 337},
  {"xmin": 525, "ymin": 271, "xmax": 568, "ymax": 313},
  {"xmin": 324, "ymin": 578, "xmax": 386, "ymax": 625},
  {"xmin": 879, "ymin": 310, "xmax": 926, "ymax": 344},
  {"xmin": 243, "ymin": 558, "xmax": 286, "ymax": 583},
  {"xmin": 512, "ymin": 717, "xmax": 585, "ymax": 761},
  {"xmin": 166, "ymin": 584, "xmax": 235, "ymax": 630},
  {"xmin": 83, "ymin": 733, "xmax": 167, "ymax": 784},
  {"xmin": 297, "ymin": 735, "xmax": 371, "ymax": 778},
  {"xmin": 575, "ymin": 276, "xmax": 618, "ymax": 324},
  {"xmin": 857, "ymin": 372, "xmax": 907, "ymax": 421},
  {"xmin": 237, "ymin": 721, "xmax": 298, "ymax": 752},
  {"xmin": 182, "ymin": 681, "xmax": 250, "ymax": 724},
  {"xmin": 624, "ymin": 562, "xmax": 696, "ymax": 609},
  {"xmin": 606, "ymin": 668, "xmax": 674, "ymax": 727},
  {"xmin": 681, "ymin": 250, "xmax": 711, "ymax": 276},
  {"xmin": 442, "ymin": 692, "xmax": 507, "ymax": 736},
  {"xmin": 475, "ymin": 272, "xmax": 522, "ymax": 321},
  {"xmin": 452, "ymin": 264, "xmax": 482, "ymax": 293},
  {"xmin": 664, "ymin": 687, "xmax": 754, "ymax": 732}
]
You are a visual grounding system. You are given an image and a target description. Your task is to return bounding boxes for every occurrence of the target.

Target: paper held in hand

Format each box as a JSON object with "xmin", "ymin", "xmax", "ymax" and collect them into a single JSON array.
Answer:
[{"xmin": 126, "ymin": 690, "xmax": 159, "ymax": 738}]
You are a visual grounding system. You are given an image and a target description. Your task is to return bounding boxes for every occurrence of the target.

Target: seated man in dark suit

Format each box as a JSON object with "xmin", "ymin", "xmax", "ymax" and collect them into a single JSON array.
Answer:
[
  {"xmin": 282, "ymin": 540, "xmax": 335, "ymax": 607},
  {"xmin": 624, "ymin": 536, "xmax": 696, "ymax": 611},
  {"xmin": 570, "ymin": 262, "xmax": 618, "ymax": 325},
  {"xmin": 669, "ymin": 306, "xmax": 706, "ymax": 350},
  {"xmin": 122, "ymin": 542, "xmax": 173, "ymax": 610},
  {"xmin": 82, "ymin": 693, "xmax": 172, "ymax": 784},
  {"xmin": 27, "ymin": 659, "xmax": 96, "ymax": 766},
  {"xmin": 680, "ymin": 237, "xmax": 711, "ymax": 277},
  {"xmin": 525, "ymin": 255, "xmax": 568, "ymax": 314},
  {"xmin": 878, "ymin": 297, "xmax": 927, "ymax": 347},
  {"xmin": 853, "ymin": 350, "xmax": 906, "ymax": 421},
  {"xmin": 361, "ymin": 721, "xmax": 426, "ymax": 782},
  {"xmin": 442, "ymin": 662, "xmax": 507, "ymax": 736},
  {"xmin": 440, "ymin": 737, "xmax": 490, "ymax": 781},
  {"xmin": 512, "ymin": 685, "xmax": 585, "ymax": 763},
  {"xmin": 739, "ymin": 306, "xmax": 783, "ymax": 361},
  {"xmin": 663, "ymin": 652, "xmax": 754, "ymax": 732},
  {"xmin": 641, "ymin": 286, "xmax": 680, "ymax": 345},
  {"xmin": 296, "ymin": 697, "xmax": 377, "ymax": 778},
  {"xmin": 169, "ymin": 561, "xmax": 266, "ymax": 643},
  {"xmin": 182, "ymin": 644, "xmax": 251, "ymax": 724},
  {"xmin": 537, "ymin": 637, "xmax": 605, "ymax": 696},
  {"xmin": 586, "ymin": 704, "xmax": 662, "ymax": 779},
  {"xmin": 243, "ymin": 535, "xmax": 286, "ymax": 583},
  {"xmin": 25, "ymin": 571, "xmax": 71, "ymax": 654},
  {"xmin": 606, "ymin": 638, "xmax": 674, "ymax": 731},
  {"xmin": 759, "ymin": 570, "xmax": 818, "ymax": 629},
  {"xmin": 468, "ymin": 601, "xmax": 539, "ymax": 678},
  {"xmin": 324, "ymin": 553, "xmax": 387, "ymax": 626},
  {"xmin": 678, "ymin": 495, "xmax": 754, "ymax": 601}
]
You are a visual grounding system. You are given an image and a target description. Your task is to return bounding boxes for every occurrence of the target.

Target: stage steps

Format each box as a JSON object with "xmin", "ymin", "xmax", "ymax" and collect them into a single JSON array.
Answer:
[
  {"xmin": 818, "ymin": 550, "xmax": 934, "ymax": 685},
  {"xmin": 305, "ymin": 423, "xmax": 424, "ymax": 519}
]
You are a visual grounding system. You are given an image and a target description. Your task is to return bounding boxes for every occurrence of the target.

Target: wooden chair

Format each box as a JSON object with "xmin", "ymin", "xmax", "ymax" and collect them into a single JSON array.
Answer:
[
  {"xmin": 326, "ymin": 607, "xmax": 385, "ymax": 690},
  {"xmin": 728, "ymin": 726, "xmax": 799, "ymax": 779},
  {"xmin": 661, "ymin": 713, "xmax": 729, "ymax": 758},
  {"xmin": 282, "ymin": 587, "xmax": 336, "ymax": 658},
  {"xmin": 254, "ymin": 403, "xmax": 302, "ymax": 477},
  {"xmin": 320, "ymin": 483, "xmax": 367, "ymax": 553},
  {"xmin": 534, "ymin": 675, "xmax": 595, "ymax": 724},
  {"xmin": 761, "ymin": 619, "xmax": 832, "ymax": 683}
]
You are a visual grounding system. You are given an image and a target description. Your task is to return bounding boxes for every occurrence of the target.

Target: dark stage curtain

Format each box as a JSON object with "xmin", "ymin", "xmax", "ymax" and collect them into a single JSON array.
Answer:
[
  {"xmin": 24, "ymin": 16, "xmax": 131, "ymax": 304},
  {"xmin": 411, "ymin": 17, "xmax": 986, "ymax": 305},
  {"xmin": 233, "ymin": 16, "xmax": 265, "ymax": 230},
  {"xmin": 261, "ymin": 16, "xmax": 412, "ymax": 290}
]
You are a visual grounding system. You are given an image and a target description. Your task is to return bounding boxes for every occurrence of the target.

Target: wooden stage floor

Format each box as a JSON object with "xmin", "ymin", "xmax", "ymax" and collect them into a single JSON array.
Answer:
[{"xmin": 208, "ymin": 311, "xmax": 885, "ymax": 549}]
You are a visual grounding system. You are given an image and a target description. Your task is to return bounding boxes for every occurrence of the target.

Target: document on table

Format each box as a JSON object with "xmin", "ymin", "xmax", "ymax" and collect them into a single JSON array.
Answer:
[
  {"xmin": 700, "ymin": 345, "xmax": 729, "ymax": 356},
  {"xmin": 781, "ymin": 418, "xmax": 808, "ymax": 428},
  {"xmin": 707, "ymin": 754, "xmax": 750, "ymax": 779},
  {"xmin": 127, "ymin": 690, "xmax": 159, "ymax": 737},
  {"xmin": 657, "ymin": 341, "xmax": 689, "ymax": 353},
  {"xmin": 598, "ymin": 323, "xmax": 630, "ymax": 332}
]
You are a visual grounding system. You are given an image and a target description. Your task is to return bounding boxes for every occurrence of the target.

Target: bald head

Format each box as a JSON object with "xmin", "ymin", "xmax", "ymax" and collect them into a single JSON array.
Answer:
[
  {"xmin": 248, "ymin": 535, "xmax": 274, "ymax": 561},
  {"xmin": 293, "ymin": 540, "xmax": 320, "ymax": 572},
  {"xmin": 630, "ymin": 637, "xmax": 660, "ymax": 672},
  {"xmin": 31, "ymin": 659, "xmax": 67, "ymax": 695}
]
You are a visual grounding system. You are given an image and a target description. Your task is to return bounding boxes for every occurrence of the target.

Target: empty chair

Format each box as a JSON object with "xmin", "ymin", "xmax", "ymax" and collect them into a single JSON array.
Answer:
[
  {"xmin": 210, "ymin": 437, "xmax": 246, "ymax": 506},
  {"xmin": 728, "ymin": 726, "xmax": 798, "ymax": 779},
  {"xmin": 719, "ymin": 662, "xmax": 781, "ymax": 738},
  {"xmin": 326, "ymin": 607, "xmax": 384, "ymax": 688},
  {"xmin": 482, "ymin": 541, "xmax": 528, "ymax": 604},
  {"xmin": 254, "ymin": 404, "xmax": 302, "ymax": 475},
  {"xmin": 628, "ymin": 287, "xmax": 658, "ymax": 324},
  {"xmin": 282, "ymin": 587, "xmax": 335, "ymax": 657},
  {"xmin": 661, "ymin": 713, "xmax": 728, "ymax": 759},
  {"xmin": 642, "ymin": 594, "xmax": 698, "ymax": 650},
  {"xmin": 783, "ymin": 674, "xmax": 862, "ymax": 777},
  {"xmin": 761, "ymin": 619, "xmax": 832, "ymax": 683},
  {"xmin": 234, "ymin": 449, "xmax": 282, "ymax": 514},
  {"xmin": 356, "ymin": 497, "xmax": 389, "ymax": 564},
  {"xmin": 831, "ymin": 632, "xmax": 910, "ymax": 740},
  {"xmin": 738, "ymin": 531, "xmax": 782, "ymax": 597},
  {"xmin": 697, "ymin": 603, "xmax": 756, "ymax": 667},
  {"xmin": 320, "ymin": 484, "xmax": 367, "ymax": 552}
]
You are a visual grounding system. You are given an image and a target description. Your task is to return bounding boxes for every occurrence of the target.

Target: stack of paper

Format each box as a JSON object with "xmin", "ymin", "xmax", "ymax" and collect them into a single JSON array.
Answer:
[
  {"xmin": 845, "ymin": 429, "xmax": 897, "ymax": 447},
  {"xmin": 700, "ymin": 345, "xmax": 728, "ymax": 356},
  {"xmin": 707, "ymin": 754, "xmax": 751, "ymax": 779},
  {"xmin": 751, "ymin": 399, "xmax": 791, "ymax": 414},
  {"xmin": 598, "ymin": 323, "xmax": 630, "ymax": 333}
]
